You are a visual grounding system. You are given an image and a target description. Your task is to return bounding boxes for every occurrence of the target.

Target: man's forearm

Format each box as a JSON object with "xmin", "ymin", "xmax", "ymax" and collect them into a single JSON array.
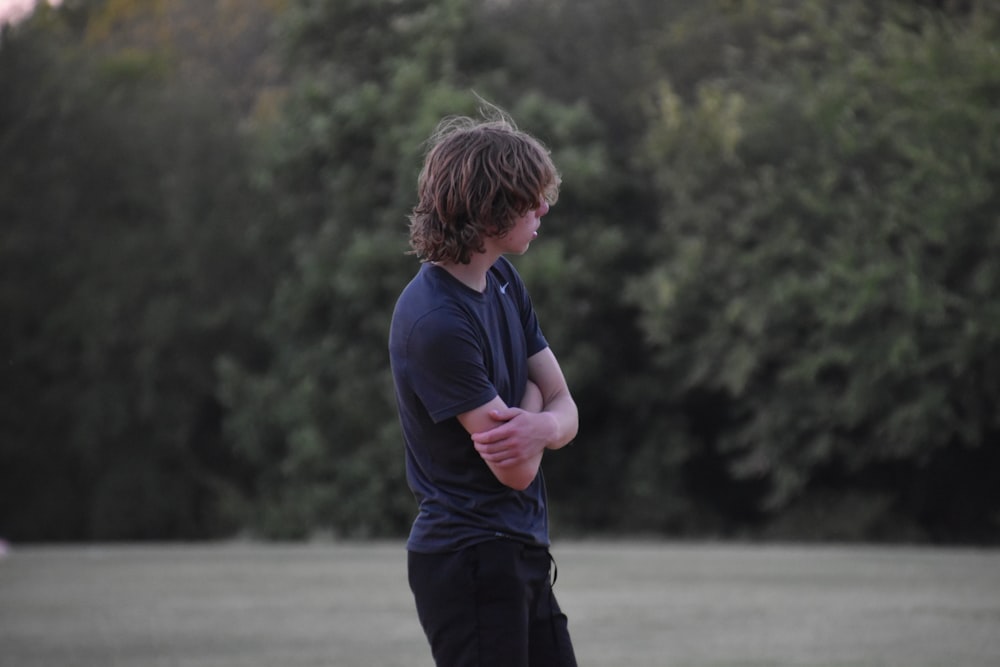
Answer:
[
  {"xmin": 541, "ymin": 390, "xmax": 578, "ymax": 451},
  {"xmin": 521, "ymin": 380, "xmax": 544, "ymax": 413}
]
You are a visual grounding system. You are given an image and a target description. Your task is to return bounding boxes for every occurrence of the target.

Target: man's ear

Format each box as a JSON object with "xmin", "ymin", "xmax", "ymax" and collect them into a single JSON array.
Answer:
[{"xmin": 490, "ymin": 220, "xmax": 511, "ymax": 238}]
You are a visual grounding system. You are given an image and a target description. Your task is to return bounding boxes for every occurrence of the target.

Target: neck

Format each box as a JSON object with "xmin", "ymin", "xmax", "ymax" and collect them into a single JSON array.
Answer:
[{"xmin": 434, "ymin": 251, "xmax": 498, "ymax": 293}]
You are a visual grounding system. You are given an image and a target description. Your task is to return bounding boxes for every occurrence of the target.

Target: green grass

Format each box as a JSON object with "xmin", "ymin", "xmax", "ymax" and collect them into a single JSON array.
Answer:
[{"xmin": 0, "ymin": 541, "xmax": 997, "ymax": 666}]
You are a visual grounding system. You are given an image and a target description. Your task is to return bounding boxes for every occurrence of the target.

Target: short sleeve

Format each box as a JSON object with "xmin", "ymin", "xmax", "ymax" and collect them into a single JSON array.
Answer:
[{"xmin": 406, "ymin": 307, "xmax": 498, "ymax": 423}]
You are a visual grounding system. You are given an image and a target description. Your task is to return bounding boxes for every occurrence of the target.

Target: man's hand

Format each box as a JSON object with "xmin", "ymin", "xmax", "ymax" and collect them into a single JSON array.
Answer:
[
  {"xmin": 471, "ymin": 408, "xmax": 558, "ymax": 468},
  {"xmin": 457, "ymin": 346, "xmax": 578, "ymax": 491}
]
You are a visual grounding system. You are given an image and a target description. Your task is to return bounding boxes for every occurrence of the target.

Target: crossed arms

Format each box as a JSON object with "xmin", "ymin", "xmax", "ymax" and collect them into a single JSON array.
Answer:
[{"xmin": 456, "ymin": 347, "xmax": 578, "ymax": 491}]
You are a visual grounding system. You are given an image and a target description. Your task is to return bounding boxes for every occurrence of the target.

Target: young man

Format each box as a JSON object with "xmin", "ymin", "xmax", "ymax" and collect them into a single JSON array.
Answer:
[{"xmin": 389, "ymin": 112, "xmax": 579, "ymax": 667}]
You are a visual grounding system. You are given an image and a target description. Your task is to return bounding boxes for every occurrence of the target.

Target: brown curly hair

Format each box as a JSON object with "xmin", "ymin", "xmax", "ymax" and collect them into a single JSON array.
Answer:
[{"xmin": 408, "ymin": 113, "xmax": 560, "ymax": 264}]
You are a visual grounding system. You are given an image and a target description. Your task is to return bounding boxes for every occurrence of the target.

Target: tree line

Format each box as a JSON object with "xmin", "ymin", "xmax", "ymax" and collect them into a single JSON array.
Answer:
[{"xmin": 2, "ymin": 0, "xmax": 997, "ymax": 543}]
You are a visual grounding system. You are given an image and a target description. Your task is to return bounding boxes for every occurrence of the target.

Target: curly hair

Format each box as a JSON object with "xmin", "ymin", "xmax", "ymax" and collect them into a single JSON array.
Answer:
[{"xmin": 408, "ymin": 112, "xmax": 560, "ymax": 264}]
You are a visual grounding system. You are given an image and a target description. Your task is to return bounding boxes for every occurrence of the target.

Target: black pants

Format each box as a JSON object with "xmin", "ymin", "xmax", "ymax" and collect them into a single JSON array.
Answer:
[{"xmin": 409, "ymin": 539, "xmax": 578, "ymax": 667}]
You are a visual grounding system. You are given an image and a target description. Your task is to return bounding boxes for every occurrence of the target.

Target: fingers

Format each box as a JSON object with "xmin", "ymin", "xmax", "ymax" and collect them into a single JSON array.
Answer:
[
  {"xmin": 473, "ymin": 434, "xmax": 524, "ymax": 463},
  {"xmin": 471, "ymin": 410, "xmax": 521, "ymax": 445},
  {"xmin": 488, "ymin": 407, "xmax": 521, "ymax": 422},
  {"xmin": 471, "ymin": 409, "xmax": 533, "ymax": 466},
  {"xmin": 474, "ymin": 440, "xmax": 513, "ymax": 466},
  {"xmin": 472, "ymin": 428, "xmax": 506, "ymax": 445}
]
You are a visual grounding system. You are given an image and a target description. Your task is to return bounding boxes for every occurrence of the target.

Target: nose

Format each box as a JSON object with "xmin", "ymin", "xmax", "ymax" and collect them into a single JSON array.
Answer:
[{"xmin": 537, "ymin": 199, "xmax": 550, "ymax": 217}]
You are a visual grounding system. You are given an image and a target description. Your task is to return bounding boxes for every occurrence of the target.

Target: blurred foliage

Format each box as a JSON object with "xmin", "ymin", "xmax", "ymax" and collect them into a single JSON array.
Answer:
[
  {"xmin": 0, "ymin": 0, "xmax": 280, "ymax": 539},
  {"xmin": 631, "ymin": 0, "xmax": 1000, "ymax": 541},
  {"xmin": 1, "ymin": 0, "xmax": 997, "ymax": 543}
]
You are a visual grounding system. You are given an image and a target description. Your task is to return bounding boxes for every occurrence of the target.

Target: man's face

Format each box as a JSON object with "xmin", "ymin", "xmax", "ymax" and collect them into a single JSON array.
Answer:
[{"xmin": 496, "ymin": 196, "xmax": 550, "ymax": 255}]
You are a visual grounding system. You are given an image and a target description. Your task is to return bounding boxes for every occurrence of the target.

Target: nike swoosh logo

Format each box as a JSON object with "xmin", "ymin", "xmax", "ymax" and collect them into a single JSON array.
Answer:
[{"xmin": 499, "ymin": 282, "xmax": 509, "ymax": 294}]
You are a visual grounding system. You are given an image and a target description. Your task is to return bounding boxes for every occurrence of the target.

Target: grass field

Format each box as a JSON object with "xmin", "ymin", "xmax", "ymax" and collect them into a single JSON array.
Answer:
[{"xmin": 1, "ymin": 541, "xmax": 998, "ymax": 667}]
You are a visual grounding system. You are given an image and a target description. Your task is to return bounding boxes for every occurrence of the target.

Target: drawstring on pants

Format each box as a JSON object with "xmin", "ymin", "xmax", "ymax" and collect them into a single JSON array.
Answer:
[{"xmin": 548, "ymin": 551, "xmax": 564, "ymax": 665}]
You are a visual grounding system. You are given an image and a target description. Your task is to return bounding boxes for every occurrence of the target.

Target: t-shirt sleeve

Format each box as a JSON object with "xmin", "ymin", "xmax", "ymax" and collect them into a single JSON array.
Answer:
[{"xmin": 405, "ymin": 307, "xmax": 498, "ymax": 423}]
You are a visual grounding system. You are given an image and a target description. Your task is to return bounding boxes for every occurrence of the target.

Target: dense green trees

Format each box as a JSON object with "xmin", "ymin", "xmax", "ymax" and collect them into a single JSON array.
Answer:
[
  {"xmin": 1, "ymin": 0, "xmax": 279, "ymax": 539},
  {"xmin": 631, "ymin": 1, "xmax": 1000, "ymax": 540},
  {"xmin": 2, "ymin": 0, "xmax": 997, "ymax": 543}
]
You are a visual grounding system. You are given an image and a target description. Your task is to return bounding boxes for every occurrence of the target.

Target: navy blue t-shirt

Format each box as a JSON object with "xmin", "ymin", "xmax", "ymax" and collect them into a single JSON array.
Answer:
[{"xmin": 389, "ymin": 257, "xmax": 550, "ymax": 553}]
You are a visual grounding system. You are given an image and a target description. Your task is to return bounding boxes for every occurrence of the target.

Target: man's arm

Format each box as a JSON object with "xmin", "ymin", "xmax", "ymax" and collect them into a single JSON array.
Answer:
[
  {"xmin": 526, "ymin": 346, "xmax": 579, "ymax": 450},
  {"xmin": 521, "ymin": 378, "xmax": 544, "ymax": 413},
  {"xmin": 457, "ymin": 392, "xmax": 544, "ymax": 491},
  {"xmin": 468, "ymin": 347, "xmax": 578, "ymax": 487}
]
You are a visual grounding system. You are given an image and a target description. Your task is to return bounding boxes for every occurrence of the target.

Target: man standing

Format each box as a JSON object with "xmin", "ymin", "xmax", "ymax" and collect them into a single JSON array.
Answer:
[{"xmin": 389, "ymin": 110, "xmax": 579, "ymax": 667}]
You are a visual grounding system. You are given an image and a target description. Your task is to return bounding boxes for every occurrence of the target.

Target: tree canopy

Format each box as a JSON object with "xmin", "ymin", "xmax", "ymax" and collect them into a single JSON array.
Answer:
[{"xmin": 2, "ymin": 0, "xmax": 997, "ymax": 543}]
